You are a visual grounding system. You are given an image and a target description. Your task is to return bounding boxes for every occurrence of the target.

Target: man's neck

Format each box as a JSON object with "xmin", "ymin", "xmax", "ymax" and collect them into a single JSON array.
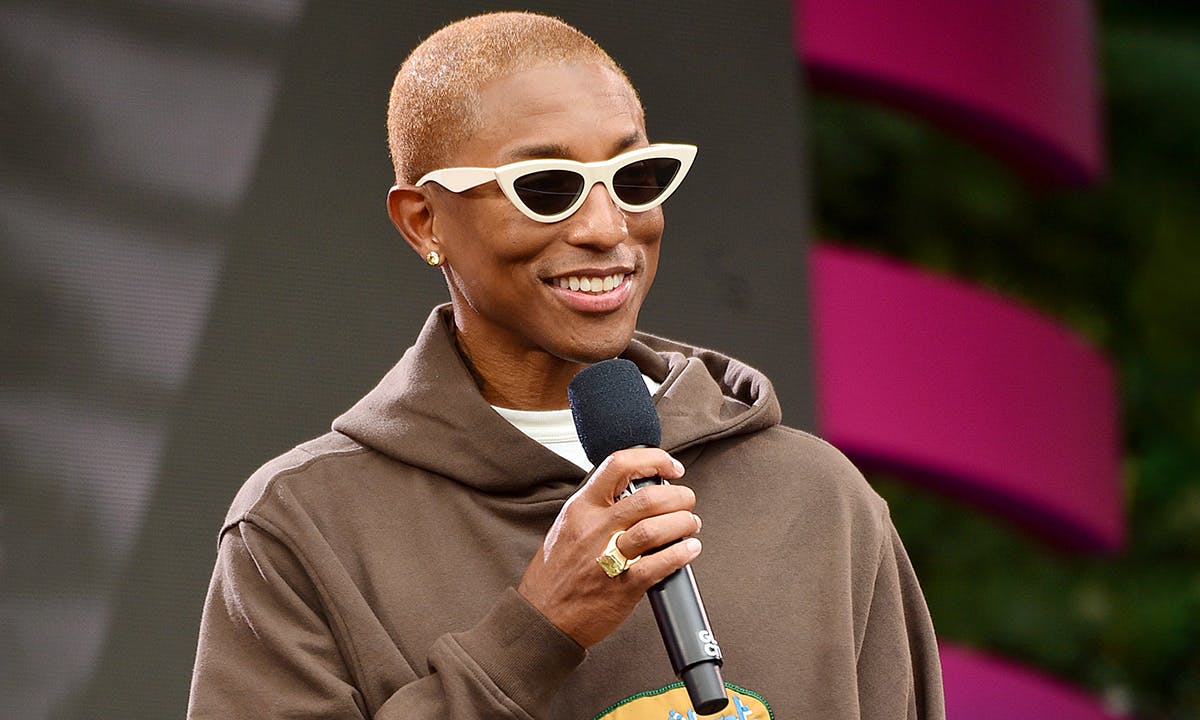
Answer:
[{"xmin": 452, "ymin": 327, "xmax": 586, "ymax": 411}]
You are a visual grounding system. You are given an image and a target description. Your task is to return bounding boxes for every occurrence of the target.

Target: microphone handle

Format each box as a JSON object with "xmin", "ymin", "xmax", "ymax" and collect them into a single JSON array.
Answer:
[{"xmin": 631, "ymin": 477, "xmax": 728, "ymax": 714}]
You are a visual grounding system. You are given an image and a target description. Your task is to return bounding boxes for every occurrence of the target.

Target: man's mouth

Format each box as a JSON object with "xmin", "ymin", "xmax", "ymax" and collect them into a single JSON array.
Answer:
[{"xmin": 549, "ymin": 272, "xmax": 628, "ymax": 294}]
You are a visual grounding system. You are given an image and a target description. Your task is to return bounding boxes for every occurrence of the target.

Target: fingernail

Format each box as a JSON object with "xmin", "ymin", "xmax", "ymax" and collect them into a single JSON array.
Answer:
[
  {"xmin": 693, "ymin": 513, "xmax": 702, "ymax": 533},
  {"xmin": 684, "ymin": 538, "xmax": 702, "ymax": 555},
  {"xmin": 671, "ymin": 459, "xmax": 685, "ymax": 475}
]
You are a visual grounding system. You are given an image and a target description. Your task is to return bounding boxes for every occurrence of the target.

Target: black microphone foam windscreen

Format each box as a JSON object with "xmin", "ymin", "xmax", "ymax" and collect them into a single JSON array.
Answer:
[{"xmin": 568, "ymin": 359, "xmax": 662, "ymax": 466}]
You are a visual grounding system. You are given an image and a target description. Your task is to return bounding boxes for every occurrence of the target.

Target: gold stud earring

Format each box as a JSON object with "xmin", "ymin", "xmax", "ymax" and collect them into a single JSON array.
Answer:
[{"xmin": 425, "ymin": 250, "xmax": 441, "ymax": 267}]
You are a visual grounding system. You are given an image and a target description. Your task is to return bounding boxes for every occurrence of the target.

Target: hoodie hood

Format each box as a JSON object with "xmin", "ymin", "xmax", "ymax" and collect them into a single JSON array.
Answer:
[{"xmin": 332, "ymin": 306, "xmax": 782, "ymax": 493}]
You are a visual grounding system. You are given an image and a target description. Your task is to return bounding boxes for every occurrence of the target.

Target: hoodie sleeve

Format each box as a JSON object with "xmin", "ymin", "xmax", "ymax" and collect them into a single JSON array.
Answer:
[
  {"xmin": 855, "ymin": 515, "xmax": 946, "ymax": 720},
  {"xmin": 187, "ymin": 522, "xmax": 585, "ymax": 720}
]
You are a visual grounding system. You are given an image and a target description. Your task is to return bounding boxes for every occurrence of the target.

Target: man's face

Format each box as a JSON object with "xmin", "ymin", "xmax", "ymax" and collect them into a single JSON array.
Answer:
[{"xmin": 428, "ymin": 62, "xmax": 663, "ymax": 367}]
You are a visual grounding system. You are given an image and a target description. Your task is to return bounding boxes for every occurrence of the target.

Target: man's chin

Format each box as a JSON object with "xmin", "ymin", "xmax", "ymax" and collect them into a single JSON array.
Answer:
[{"xmin": 554, "ymin": 332, "xmax": 637, "ymax": 366}]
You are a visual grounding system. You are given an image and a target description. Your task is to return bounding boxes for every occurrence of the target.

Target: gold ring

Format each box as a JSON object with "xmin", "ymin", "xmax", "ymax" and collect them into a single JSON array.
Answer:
[{"xmin": 596, "ymin": 530, "xmax": 641, "ymax": 578}]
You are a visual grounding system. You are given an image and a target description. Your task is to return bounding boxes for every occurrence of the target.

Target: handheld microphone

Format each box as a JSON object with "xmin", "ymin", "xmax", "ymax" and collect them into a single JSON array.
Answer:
[{"xmin": 568, "ymin": 359, "xmax": 728, "ymax": 715}]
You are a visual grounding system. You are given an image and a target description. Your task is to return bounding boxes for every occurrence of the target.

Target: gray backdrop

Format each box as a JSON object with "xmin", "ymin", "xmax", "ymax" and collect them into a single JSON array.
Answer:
[{"xmin": 0, "ymin": 1, "xmax": 812, "ymax": 716}]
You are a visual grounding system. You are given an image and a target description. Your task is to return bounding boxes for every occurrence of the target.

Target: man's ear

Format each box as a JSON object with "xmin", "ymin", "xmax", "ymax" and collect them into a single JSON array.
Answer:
[{"xmin": 386, "ymin": 184, "xmax": 437, "ymax": 259}]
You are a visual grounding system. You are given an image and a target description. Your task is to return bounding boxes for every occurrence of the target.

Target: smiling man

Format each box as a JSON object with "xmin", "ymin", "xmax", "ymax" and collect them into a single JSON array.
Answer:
[
  {"xmin": 389, "ymin": 57, "xmax": 668, "ymax": 409},
  {"xmin": 188, "ymin": 12, "xmax": 944, "ymax": 720}
]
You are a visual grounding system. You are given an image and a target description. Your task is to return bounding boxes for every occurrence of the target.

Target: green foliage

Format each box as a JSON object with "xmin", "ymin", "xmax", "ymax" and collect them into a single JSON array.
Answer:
[{"xmin": 807, "ymin": 5, "xmax": 1200, "ymax": 718}]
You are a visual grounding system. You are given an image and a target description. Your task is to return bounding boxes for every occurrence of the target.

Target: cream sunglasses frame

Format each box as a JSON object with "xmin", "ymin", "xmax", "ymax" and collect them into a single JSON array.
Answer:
[{"xmin": 412, "ymin": 143, "xmax": 698, "ymax": 223}]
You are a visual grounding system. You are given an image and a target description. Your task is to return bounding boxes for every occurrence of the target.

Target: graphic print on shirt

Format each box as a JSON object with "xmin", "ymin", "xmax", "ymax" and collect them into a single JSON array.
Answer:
[{"xmin": 591, "ymin": 682, "xmax": 773, "ymax": 720}]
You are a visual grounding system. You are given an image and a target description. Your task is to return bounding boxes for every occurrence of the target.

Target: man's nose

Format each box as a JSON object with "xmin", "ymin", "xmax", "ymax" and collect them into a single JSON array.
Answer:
[{"xmin": 565, "ymin": 181, "xmax": 628, "ymax": 248}]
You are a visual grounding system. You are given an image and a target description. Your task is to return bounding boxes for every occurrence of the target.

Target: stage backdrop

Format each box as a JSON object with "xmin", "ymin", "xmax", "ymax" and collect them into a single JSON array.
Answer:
[{"xmin": 0, "ymin": 1, "xmax": 812, "ymax": 717}]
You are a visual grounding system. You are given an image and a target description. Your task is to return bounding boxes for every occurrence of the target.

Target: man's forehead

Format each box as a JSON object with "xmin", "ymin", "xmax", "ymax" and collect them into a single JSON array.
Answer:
[
  {"xmin": 477, "ymin": 63, "xmax": 639, "ymax": 119},
  {"xmin": 460, "ymin": 63, "xmax": 645, "ymax": 163},
  {"xmin": 436, "ymin": 63, "xmax": 648, "ymax": 166}
]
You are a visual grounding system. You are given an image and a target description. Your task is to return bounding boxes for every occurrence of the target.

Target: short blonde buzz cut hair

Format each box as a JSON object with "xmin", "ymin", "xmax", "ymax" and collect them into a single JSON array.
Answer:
[{"xmin": 387, "ymin": 11, "xmax": 641, "ymax": 185}]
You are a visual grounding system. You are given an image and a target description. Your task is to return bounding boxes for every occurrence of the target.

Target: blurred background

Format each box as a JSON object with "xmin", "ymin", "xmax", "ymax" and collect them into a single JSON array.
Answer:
[{"xmin": 1, "ymin": 1, "xmax": 1196, "ymax": 718}]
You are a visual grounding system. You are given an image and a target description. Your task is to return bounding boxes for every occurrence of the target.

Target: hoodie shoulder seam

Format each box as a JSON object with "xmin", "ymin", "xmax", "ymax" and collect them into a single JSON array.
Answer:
[{"xmin": 220, "ymin": 433, "xmax": 370, "ymax": 540}]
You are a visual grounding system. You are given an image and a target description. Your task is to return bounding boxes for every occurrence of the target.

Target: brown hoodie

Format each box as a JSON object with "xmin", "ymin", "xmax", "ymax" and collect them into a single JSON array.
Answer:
[{"xmin": 187, "ymin": 306, "xmax": 944, "ymax": 719}]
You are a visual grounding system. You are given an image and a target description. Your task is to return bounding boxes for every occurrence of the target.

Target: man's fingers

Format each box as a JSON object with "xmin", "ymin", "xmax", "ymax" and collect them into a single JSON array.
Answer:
[
  {"xmin": 623, "ymin": 537, "xmax": 703, "ymax": 588},
  {"xmin": 610, "ymin": 483, "xmax": 696, "ymax": 529},
  {"xmin": 617, "ymin": 510, "xmax": 702, "ymax": 559},
  {"xmin": 581, "ymin": 447, "xmax": 685, "ymax": 504}
]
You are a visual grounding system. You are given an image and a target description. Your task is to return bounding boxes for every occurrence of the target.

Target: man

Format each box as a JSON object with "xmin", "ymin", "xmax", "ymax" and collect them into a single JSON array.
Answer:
[{"xmin": 188, "ymin": 11, "xmax": 944, "ymax": 719}]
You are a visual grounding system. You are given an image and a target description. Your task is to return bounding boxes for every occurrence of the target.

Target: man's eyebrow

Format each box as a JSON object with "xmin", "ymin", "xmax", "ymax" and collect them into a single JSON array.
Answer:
[
  {"xmin": 501, "ymin": 143, "xmax": 573, "ymax": 162},
  {"xmin": 501, "ymin": 132, "xmax": 646, "ymax": 163},
  {"xmin": 612, "ymin": 132, "xmax": 644, "ymax": 153}
]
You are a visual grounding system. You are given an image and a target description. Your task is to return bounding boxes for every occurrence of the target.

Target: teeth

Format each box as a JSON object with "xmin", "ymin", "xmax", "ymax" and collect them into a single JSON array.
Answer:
[{"xmin": 554, "ymin": 273, "xmax": 626, "ymax": 294}]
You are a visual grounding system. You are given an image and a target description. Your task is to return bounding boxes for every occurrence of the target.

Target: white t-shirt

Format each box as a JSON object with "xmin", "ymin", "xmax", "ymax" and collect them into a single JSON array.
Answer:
[{"xmin": 492, "ymin": 374, "xmax": 662, "ymax": 471}]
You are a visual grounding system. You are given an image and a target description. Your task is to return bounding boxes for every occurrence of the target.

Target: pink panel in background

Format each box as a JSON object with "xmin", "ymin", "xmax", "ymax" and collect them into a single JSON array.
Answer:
[
  {"xmin": 809, "ymin": 243, "xmax": 1124, "ymax": 552},
  {"xmin": 796, "ymin": 0, "xmax": 1105, "ymax": 185},
  {"xmin": 941, "ymin": 643, "xmax": 1126, "ymax": 719}
]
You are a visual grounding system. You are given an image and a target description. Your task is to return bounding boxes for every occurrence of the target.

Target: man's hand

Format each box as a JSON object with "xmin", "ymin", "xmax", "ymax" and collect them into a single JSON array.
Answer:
[{"xmin": 517, "ymin": 448, "xmax": 703, "ymax": 648}]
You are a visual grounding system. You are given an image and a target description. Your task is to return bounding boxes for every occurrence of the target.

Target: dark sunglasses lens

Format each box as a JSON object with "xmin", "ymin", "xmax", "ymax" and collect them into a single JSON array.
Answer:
[
  {"xmin": 612, "ymin": 157, "xmax": 682, "ymax": 206},
  {"xmin": 512, "ymin": 170, "xmax": 586, "ymax": 216}
]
